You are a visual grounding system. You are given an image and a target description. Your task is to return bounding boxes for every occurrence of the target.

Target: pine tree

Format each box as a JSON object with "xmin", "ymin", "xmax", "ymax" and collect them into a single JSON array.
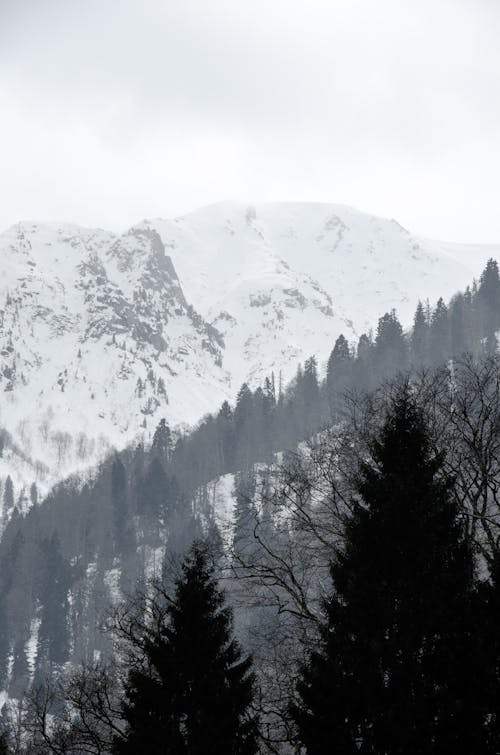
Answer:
[
  {"xmin": 300, "ymin": 356, "xmax": 321, "ymax": 436},
  {"xmin": 353, "ymin": 332, "xmax": 375, "ymax": 393},
  {"xmin": 36, "ymin": 532, "xmax": 71, "ymax": 672},
  {"xmin": 234, "ymin": 384, "xmax": 255, "ymax": 470},
  {"xmin": 449, "ymin": 293, "xmax": 467, "ymax": 357},
  {"xmin": 410, "ymin": 300, "xmax": 429, "ymax": 365},
  {"xmin": 0, "ymin": 731, "xmax": 8, "ymax": 755},
  {"xmin": 462, "ymin": 285, "xmax": 478, "ymax": 356},
  {"xmin": 217, "ymin": 401, "xmax": 235, "ymax": 472},
  {"xmin": 326, "ymin": 335, "xmax": 352, "ymax": 419},
  {"xmin": 152, "ymin": 418, "xmax": 172, "ymax": 462},
  {"xmin": 477, "ymin": 258, "xmax": 500, "ymax": 352},
  {"xmin": 114, "ymin": 545, "xmax": 258, "ymax": 754},
  {"xmin": 261, "ymin": 377, "xmax": 277, "ymax": 459},
  {"xmin": 250, "ymin": 387, "xmax": 267, "ymax": 460},
  {"xmin": 478, "ymin": 549, "xmax": 500, "ymax": 749},
  {"xmin": 429, "ymin": 297, "xmax": 451, "ymax": 365},
  {"xmin": 140, "ymin": 457, "xmax": 169, "ymax": 521},
  {"xmin": 374, "ymin": 310, "xmax": 407, "ymax": 378},
  {"xmin": 292, "ymin": 385, "xmax": 491, "ymax": 754}
]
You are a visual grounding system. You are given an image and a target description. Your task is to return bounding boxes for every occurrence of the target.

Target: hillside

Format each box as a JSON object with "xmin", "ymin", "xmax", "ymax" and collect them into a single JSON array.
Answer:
[{"xmin": 0, "ymin": 202, "xmax": 497, "ymax": 496}]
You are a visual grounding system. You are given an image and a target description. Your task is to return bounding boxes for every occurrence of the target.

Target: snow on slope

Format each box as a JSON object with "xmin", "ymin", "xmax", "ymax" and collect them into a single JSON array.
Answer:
[
  {"xmin": 0, "ymin": 222, "xmax": 230, "ymax": 503},
  {"xmin": 0, "ymin": 202, "xmax": 498, "ymax": 500},
  {"xmin": 147, "ymin": 202, "xmax": 496, "ymax": 386}
]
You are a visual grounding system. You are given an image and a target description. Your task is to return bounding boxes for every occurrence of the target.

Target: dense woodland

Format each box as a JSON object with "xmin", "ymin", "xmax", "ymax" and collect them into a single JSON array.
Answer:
[{"xmin": 0, "ymin": 259, "xmax": 499, "ymax": 751}]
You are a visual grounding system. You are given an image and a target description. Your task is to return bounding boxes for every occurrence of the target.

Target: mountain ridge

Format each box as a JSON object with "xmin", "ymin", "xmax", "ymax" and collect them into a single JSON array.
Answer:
[{"xmin": 0, "ymin": 201, "xmax": 498, "ymax": 501}]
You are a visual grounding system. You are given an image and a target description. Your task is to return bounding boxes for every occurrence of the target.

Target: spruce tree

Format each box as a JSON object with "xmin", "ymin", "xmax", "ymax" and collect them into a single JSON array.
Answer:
[
  {"xmin": 294, "ymin": 356, "xmax": 321, "ymax": 437},
  {"xmin": 326, "ymin": 335, "xmax": 352, "ymax": 419},
  {"xmin": 353, "ymin": 332, "xmax": 375, "ymax": 393},
  {"xmin": 479, "ymin": 549, "xmax": 500, "ymax": 750},
  {"xmin": 216, "ymin": 401, "xmax": 235, "ymax": 472},
  {"xmin": 374, "ymin": 310, "xmax": 407, "ymax": 378},
  {"xmin": 115, "ymin": 544, "xmax": 258, "ymax": 754},
  {"xmin": 429, "ymin": 297, "xmax": 451, "ymax": 365},
  {"xmin": 449, "ymin": 293, "xmax": 467, "ymax": 357},
  {"xmin": 140, "ymin": 457, "xmax": 169, "ymax": 520},
  {"xmin": 152, "ymin": 418, "xmax": 172, "ymax": 462},
  {"xmin": 410, "ymin": 300, "xmax": 429, "ymax": 365},
  {"xmin": 36, "ymin": 532, "xmax": 71, "ymax": 672},
  {"xmin": 293, "ymin": 385, "xmax": 491, "ymax": 754},
  {"xmin": 234, "ymin": 383, "xmax": 255, "ymax": 470},
  {"xmin": 477, "ymin": 258, "xmax": 500, "ymax": 352}
]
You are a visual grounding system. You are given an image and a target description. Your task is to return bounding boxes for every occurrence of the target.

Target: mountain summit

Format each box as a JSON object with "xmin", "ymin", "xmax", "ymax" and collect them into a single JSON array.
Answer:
[{"xmin": 0, "ymin": 202, "xmax": 497, "ymax": 498}]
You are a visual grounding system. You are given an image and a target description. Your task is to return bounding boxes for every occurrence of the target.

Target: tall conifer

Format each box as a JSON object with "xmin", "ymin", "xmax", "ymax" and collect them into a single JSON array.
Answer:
[
  {"xmin": 115, "ymin": 545, "xmax": 258, "ymax": 754},
  {"xmin": 293, "ymin": 386, "xmax": 491, "ymax": 753}
]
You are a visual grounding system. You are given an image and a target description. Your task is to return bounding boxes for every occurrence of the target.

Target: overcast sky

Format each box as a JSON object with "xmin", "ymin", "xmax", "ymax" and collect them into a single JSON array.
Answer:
[{"xmin": 1, "ymin": 0, "xmax": 499, "ymax": 242}]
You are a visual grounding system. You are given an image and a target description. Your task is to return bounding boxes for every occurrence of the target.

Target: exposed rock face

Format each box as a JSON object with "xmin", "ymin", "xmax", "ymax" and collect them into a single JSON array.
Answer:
[
  {"xmin": 0, "ymin": 201, "xmax": 496, "ymax": 499},
  {"xmin": 0, "ymin": 222, "xmax": 228, "ymax": 499}
]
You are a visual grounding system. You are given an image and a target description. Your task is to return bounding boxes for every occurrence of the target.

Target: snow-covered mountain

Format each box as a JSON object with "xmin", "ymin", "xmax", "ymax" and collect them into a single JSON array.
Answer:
[
  {"xmin": 147, "ymin": 202, "xmax": 498, "ymax": 387},
  {"xmin": 0, "ymin": 222, "xmax": 229, "ymax": 501},
  {"xmin": 0, "ymin": 201, "xmax": 497, "ymax": 498}
]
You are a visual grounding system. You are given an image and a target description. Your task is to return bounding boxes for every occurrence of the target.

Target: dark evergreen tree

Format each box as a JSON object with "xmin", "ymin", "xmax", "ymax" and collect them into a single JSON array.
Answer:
[
  {"xmin": 140, "ymin": 457, "xmax": 169, "ymax": 522},
  {"xmin": 261, "ymin": 377, "xmax": 277, "ymax": 458},
  {"xmin": 302, "ymin": 356, "xmax": 321, "ymax": 433},
  {"xmin": 326, "ymin": 335, "xmax": 352, "ymax": 419},
  {"xmin": 0, "ymin": 529, "xmax": 25, "ymax": 690},
  {"xmin": 374, "ymin": 310, "xmax": 407, "ymax": 378},
  {"xmin": 480, "ymin": 549, "xmax": 500, "ymax": 749},
  {"xmin": 290, "ymin": 357, "xmax": 322, "ymax": 439},
  {"xmin": 152, "ymin": 418, "xmax": 172, "ymax": 462},
  {"xmin": 234, "ymin": 384, "xmax": 255, "ymax": 470},
  {"xmin": 353, "ymin": 332, "xmax": 375, "ymax": 393},
  {"xmin": 36, "ymin": 532, "xmax": 71, "ymax": 671},
  {"xmin": 410, "ymin": 300, "xmax": 429, "ymax": 365},
  {"xmin": 477, "ymin": 258, "xmax": 500, "ymax": 352},
  {"xmin": 293, "ymin": 386, "xmax": 491, "ymax": 754},
  {"xmin": 216, "ymin": 401, "xmax": 235, "ymax": 472},
  {"xmin": 114, "ymin": 545, "xmax": 258, "ymax": 754},
  {"xmin": 263, "ymin": 374, "xmax": 276, "ymax": 408},
  {"xmin": 250, "ymin": 387, "xmax": 267, "ymax": 460},
  {"xmin": 429, "ymin": 297, "xmax": 451, "ymax": 365},
  {"xmin": 10, "ymin": 636, "xmax": 29, "ymax": 698},
  {"xmin": 449, "ymin": 293, "xmax": 467, "ymax": 357},
  {"xmin": 462, "ymin": 285, "xmax": 477, "ymax": 353}
]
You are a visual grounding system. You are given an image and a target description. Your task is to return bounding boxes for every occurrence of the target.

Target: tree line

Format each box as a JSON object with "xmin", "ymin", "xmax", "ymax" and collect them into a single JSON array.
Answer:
[
  {"xmin": 0, "ymin": 259, "xmax": 498, "ymax": 748},
  {"xmin": 2, "ymin": 382, "xmax": 500, "ymax": 752}
]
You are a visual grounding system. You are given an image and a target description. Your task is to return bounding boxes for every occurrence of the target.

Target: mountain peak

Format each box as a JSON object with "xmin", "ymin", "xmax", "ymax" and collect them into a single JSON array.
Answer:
[{"xmin": 0, "ymin": 201, "xmax": 498, "ymax": 501}]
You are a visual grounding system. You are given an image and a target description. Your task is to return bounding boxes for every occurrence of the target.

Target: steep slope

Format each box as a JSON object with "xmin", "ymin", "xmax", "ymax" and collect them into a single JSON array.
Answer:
[
  {"xmin": 0, "ymin": 223, "xmax": 229, "ymax": 500},
  {"xmin": 0, "ymin": 201, "xmax": 498, "ymax": 498},
  {"xmin": 147, "ymin": 202, "xmax": 496, "ymax": 386}
]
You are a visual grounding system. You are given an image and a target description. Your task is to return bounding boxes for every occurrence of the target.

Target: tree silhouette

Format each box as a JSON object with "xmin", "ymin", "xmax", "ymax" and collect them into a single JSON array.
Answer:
[
  {"xmin": 326, "ymin": 335, "xmax": 352, "ymax": 419},
  {"xmin": 293, "ymin": 385, "xmax": 492, "ymax": 754},
  {"xmin": 115, "ymin": 544, "xmax": 258, "ymax": 754}
]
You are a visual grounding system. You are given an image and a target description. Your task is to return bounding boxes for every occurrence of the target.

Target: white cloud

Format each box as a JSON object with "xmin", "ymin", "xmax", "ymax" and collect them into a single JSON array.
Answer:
[{"xmin": 0, "ymin": 0, "xmax": 499, "ymax": 241}]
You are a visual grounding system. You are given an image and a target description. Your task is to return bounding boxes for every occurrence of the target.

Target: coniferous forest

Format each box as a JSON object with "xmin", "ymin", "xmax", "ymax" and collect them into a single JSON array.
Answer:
[{"xmin": 0, "ymin": 259, "xmax": 499, "ymax": 752}]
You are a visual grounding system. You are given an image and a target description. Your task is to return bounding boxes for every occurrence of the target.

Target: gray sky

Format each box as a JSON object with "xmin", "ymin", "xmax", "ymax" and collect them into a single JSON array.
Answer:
[{"xmin": 1, "ymin": 0, "xmax": 499, "ymax": 242}]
